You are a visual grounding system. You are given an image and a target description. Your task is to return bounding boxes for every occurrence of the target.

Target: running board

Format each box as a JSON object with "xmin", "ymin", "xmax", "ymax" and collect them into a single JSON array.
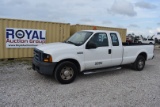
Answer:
[{"xmin": 83, "ymin": 67, "xmax": 122, "ymax": 75}]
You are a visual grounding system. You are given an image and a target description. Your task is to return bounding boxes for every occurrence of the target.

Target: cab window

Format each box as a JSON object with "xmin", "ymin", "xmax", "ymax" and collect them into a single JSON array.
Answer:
[{"xmin": 89, "ymin": 33, "xmax": 108, "ymax": 47}]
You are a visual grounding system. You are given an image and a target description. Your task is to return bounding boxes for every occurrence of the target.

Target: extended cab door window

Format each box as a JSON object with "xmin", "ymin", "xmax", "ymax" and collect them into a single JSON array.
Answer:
[
  {"xmin": 110, "ymin": 33, "xmax": 119, "ymax": 46},
  {"xmin": 89, "ymin": 33, "xmax": 109, "ymax": 47}
]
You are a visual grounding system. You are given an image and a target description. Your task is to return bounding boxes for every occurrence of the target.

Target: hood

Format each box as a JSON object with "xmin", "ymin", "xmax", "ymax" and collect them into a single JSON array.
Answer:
[{"xmin": 35, "ymin": 42, "xmax": 76, "ymax": 53}]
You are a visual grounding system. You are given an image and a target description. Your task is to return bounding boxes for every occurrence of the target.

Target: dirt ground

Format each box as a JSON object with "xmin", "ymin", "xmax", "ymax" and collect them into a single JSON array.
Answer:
[{"xmin": 0, "ymin": 49, "xmax": 160, "ymax": 107}]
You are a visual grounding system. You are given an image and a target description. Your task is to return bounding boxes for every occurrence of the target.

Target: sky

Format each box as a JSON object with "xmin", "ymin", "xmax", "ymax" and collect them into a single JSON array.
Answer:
[{"xmin": 0, "ymin": 0, "xmax": 159, "ymax": 36}]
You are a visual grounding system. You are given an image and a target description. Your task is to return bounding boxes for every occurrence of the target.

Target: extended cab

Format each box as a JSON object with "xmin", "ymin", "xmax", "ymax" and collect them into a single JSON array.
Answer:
[{"xmin": 32, "ymin": 30, "xmax": 154, "ymax": 84}]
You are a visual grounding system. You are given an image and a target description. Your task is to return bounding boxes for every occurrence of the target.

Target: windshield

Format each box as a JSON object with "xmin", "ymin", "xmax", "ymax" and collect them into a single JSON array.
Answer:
[{"xmin": 65, "ymin": 31, "xmax": 93, "ymax": 46}]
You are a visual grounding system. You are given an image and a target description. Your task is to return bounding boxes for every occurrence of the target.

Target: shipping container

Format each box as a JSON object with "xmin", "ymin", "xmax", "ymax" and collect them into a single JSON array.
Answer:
[
  {"xmin": 0, "ymin": 18, "xmax": 70, "ymax": 59},
  {"xmin": 0, "ymin": 18, "xmax": 127, "ymax": 59},
  {"xmin": 71, "ymin": 24, "xmax": 127, "ymax": 42}
]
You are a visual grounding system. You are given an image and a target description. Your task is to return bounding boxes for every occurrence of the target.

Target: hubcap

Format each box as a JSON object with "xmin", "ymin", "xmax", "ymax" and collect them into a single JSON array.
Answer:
[
  {"xmin": 138, "ymin": 59, "xmax": 144, "ymax": 69},
  {"xmin": 60, "ymin": 67, "xmax": 74, "ymax": 80}
]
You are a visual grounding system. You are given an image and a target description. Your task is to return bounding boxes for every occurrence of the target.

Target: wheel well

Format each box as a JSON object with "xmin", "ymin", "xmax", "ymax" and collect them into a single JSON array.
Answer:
[
  {"xmin": 55, "ymin": 59, "xmax": 81, "ymax": 72},
  {"xmin": 138, "ymin": 52, "xmax": 147, "ymax": 60}
]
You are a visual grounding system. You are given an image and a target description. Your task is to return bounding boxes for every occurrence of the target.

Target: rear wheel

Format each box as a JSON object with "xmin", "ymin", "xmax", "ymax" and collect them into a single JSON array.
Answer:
[
  {"xmin": 54, "ymin": 61, "xmax": 78, "ymax": 84},
  {"xmin": 138, "ymin": 41, "xmax": 142, "ymax": 44},
  {"xmin": 132, "ymin": 55, "xmax": 145, "ymax": 71}
]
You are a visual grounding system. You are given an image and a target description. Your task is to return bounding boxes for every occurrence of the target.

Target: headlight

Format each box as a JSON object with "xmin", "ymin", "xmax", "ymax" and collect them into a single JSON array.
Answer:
[{"xmin": 43, "ymin": 53, "xmax": 52, "ymax": 62}]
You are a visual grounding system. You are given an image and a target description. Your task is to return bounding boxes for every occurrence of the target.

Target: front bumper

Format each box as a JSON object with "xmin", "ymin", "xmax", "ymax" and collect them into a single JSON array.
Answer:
[{"xmin": 32, "ymin": 58, "xmax": 57, "ymax": 75}]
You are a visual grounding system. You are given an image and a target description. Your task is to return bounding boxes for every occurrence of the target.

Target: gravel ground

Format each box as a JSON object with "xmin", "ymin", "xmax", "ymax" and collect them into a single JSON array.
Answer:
[{"xmin": 0, "ymin": 49, "xmax": 160, "ymax": 107}]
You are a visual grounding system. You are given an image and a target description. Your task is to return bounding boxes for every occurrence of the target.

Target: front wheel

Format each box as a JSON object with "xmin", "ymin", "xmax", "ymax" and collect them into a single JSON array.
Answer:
[
  {"xmin": 132, "ymin": 55, "xmax": 145, "ymax": 71},
  {"xmin": 54, "ymin": 61, "xmax": 78, "ymax": 84}
]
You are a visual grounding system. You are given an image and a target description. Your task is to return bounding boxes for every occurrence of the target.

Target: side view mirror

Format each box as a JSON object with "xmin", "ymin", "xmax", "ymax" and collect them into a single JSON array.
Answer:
[{"xmin": 86, "ymin": 42, "xmax": 97, "ymax": 49}]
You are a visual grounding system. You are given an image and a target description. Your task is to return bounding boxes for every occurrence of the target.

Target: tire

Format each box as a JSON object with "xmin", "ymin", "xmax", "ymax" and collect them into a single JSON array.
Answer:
[
  {"xmin": 155, "ymin": 38, "xmax": 158, "ymax": 44},
  {"xmin": 138, "ymin": 41, "xmax": 142, "ymax": 44},
  {"xmin": 132, "ymin": 55, "xmax": 145, "ymax": 71},
  {"xmin": 54, "ymin": 61, "xmax": 78, "ymax": 84}
]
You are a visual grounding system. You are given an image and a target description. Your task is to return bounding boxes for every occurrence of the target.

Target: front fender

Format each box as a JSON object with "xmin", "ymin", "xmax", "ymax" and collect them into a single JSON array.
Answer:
[{"xmin": 53, "ymin": 54, "xmax": 85, "ymax": 71}]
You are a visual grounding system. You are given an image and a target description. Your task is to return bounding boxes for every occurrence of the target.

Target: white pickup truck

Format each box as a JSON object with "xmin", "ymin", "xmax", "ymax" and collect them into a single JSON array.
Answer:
[{"xmin": 32, "ymin": 30, "xmax": 154, "ymax": 84}]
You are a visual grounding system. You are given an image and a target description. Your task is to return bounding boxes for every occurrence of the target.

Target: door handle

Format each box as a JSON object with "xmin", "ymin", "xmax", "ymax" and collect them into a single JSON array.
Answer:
[{"xmin": 108, "ymin": 49, "xmax": 111, "ymax": 54}]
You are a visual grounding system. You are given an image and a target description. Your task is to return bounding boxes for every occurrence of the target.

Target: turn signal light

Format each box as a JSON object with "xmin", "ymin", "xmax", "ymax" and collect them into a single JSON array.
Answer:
[{"xmin": 43, "ymin": 54, "xmax": 52, "ymax": 62}]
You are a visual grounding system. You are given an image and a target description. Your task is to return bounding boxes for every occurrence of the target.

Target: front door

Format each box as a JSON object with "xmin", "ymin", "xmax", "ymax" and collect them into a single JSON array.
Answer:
[{"xmin": 84, "ymin": 32, "xmax": 112, "ymax": 70}]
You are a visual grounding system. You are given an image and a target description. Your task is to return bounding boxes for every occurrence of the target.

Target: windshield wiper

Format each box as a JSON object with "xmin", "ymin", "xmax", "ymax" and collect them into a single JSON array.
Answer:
[{"xmin": 65, "ymin": 41, "xmax": 77, "ymax": 45}]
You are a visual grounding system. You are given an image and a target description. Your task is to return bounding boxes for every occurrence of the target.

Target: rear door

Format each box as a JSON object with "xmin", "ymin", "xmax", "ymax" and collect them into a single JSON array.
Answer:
[
  {"xmin": 110, "ymin": 33, "xmax": 123, "ymax": 66},
  {"xmin": 84, "ymin": 32, "xmax": 112, "ymax": 70}
]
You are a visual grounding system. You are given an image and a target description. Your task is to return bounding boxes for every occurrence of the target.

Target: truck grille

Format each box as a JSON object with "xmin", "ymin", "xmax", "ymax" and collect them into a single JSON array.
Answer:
[{"xmin": 34, "ymin": 49, "xmax": 42, "ymax": 61}]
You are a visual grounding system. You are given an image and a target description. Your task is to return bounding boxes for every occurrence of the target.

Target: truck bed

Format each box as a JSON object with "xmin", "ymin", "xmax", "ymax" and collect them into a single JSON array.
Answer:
[{"xmin": 121, "ymin": 42, "xmax": 154, "ymax": 65}]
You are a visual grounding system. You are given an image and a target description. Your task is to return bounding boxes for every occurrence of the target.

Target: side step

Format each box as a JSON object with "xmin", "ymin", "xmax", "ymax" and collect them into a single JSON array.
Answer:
[{"xmin": 83, "ymin": 67, "xmax": 122, "ymax": 75}]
